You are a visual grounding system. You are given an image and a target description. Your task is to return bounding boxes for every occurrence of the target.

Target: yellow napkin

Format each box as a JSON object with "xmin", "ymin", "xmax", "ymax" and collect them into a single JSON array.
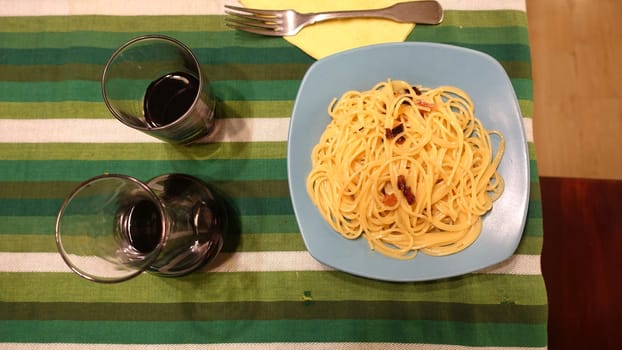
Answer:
[{"xmin": 239, "ymin": 0, "xmax": 415, "ymax": 59}]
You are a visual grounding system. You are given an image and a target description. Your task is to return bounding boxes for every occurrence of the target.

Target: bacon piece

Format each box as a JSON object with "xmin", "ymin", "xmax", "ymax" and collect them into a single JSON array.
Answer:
[
  {"xmin": 391, "ymin": 123, "xmax": 404, "ymax": 135},
  {"xmin": 385, "ymin": 124, "xmax": 404, "ymax": 140},
  {"xmin": 415, "ymin": 100, "xmax": 435, "ymax": 109},
  {"xmin": 403, "ymin": 186, "xmax": 416, "ymax": 205},
  {"xmin": 397, "ymin": 175, "xmax": 416, "ymax": 205},
  {"xmin": 397, "ymin": 175, "xmax": 407, "ymax": 191},
  {"xmin": 383, "ymin": 193, "xmax": 398, "ymax": 206}
]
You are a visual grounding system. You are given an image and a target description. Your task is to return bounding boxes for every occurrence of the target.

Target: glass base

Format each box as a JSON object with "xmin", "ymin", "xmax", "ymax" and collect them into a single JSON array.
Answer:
[{"xmin": 146, "ymin": 173, "xmax": 225, "ymax": 276}]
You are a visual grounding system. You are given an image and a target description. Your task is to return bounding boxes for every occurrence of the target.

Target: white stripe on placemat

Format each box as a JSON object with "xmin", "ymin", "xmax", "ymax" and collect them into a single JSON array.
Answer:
[
  {"xmin": 0, "ymin": 0, "xmax": 241, "ymax": 16},
  {"xmin": 443, "ymin": 0, "xmax": 526, "ymax": 11},
  {"xmin": 0, "ymin": 343, "xmax": 547, "ymax": 350},
  {"xmin": 0, "ymin": 0, "xmax": 527, "ymax": 17},
  {"xmin": 0, "ymin": 117, "xmax": 534, "ymax": 143},
  {"xmin": 478, "ymin": 253, "xmax": 542, "ymax": 275},
  {"xmin": 0, "ymin": 251, "xmax": 540, "ymax": 275},
  {"xmin": 522, "ymin": 117, "xmax": 533, "ymax": 143},
  {"xmin": 0, "ymin": 118, "xmax": 290, "ymax": 143}
]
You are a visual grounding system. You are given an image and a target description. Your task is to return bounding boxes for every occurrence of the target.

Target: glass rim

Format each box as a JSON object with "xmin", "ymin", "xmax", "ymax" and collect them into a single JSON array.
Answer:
[
  {"xmin": 101, "ymin": 34, "xmax": 205, "ymax": 132},
  {"xmin": 55, "ymin": 173, "xmax": 168, "ymax": 283}
]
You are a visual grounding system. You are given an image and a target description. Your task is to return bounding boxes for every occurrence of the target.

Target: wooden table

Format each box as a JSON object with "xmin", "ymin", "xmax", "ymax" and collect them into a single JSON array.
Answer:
[{"xmin": 540, "ymin": 177, "xmax": 622, "ymax": 349}]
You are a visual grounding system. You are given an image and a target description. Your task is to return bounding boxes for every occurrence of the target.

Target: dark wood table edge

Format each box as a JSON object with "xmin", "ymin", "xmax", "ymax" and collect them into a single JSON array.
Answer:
[{"xmin": 540, "ymin": 176, "xmax": 622, "ymax": 349}]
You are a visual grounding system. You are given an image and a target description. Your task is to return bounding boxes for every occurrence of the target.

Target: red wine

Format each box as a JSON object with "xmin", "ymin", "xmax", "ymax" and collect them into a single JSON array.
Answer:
[
  {"xmin": 143, "ymin": 71, "xmax": 199, "ymax": 128},
  {"xmin": 125, "ymin": 199, "xmax": 162, "ymax": 253}
]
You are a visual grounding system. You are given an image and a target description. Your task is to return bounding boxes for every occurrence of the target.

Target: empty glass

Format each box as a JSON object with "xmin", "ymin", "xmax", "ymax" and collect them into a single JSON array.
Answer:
[
  {"xmin": 55, "ymin": 173, "xmax": 226, "ymax": 283},
  {"xmin": 102, "ymin": 35, "xmax": 216, "ymax": 144}
]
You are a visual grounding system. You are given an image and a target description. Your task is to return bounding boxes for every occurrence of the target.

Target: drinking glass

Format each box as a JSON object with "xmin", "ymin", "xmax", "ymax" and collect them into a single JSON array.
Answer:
[
  {"xmin": 55, "ymin": 173, "xmax": 226, "ymax": 283},
  {"xmin": 102, "ymin": 35, "xmax": 216, "ymax": 145}
]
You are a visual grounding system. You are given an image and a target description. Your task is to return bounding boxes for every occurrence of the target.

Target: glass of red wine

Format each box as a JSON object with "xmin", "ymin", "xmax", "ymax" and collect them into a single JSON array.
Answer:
[
  {"xmin": 102, "ymin": 35, "xmax": 215, "ymax": 145},
  {"xmin": 55, "ymin": 173, "xmax": 225, "ymax": 283}
]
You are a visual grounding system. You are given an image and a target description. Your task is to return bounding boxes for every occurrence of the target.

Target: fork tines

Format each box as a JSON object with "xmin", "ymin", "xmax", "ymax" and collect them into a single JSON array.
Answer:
[{"xmin": 224, "ymin": 5, "xmax": 283, "ymax": 36}]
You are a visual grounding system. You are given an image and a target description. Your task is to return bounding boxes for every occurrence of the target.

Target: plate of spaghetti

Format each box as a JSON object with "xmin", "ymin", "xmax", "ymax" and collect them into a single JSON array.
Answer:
[{"xmin": 287, "ymin": 42, "xmax": 529, "ymax": 281}]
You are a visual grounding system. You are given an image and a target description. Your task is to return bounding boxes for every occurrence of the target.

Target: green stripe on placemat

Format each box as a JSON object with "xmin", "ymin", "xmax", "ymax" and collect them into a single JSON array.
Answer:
[
  {"xmin": 0, "ymin": 142, "xmax": 288, "ymax": 160},
  {"xmin": 0, "ymin": 196, "xmax": 541, "ymax": 223},
  {"xmin": 0, "ymin": 99, "xmax": 533, "ymax": 119},
  {"xmin": 0, "ymin": 179, "xmax": 291, "ymax": 198},
  {"xmin": 0, "ymin": 233, "xmax": 543, "ymax": 255},
  {"xmin": 0, "ymin": 197, "xmax": 294, "ymax": 217},
  {"xmin": 0, "ymin": 26, "xmax": 530, "ymax": 49},
  {"xmin": 0, "ymin": 63, "xmax": 311, "ymax": 82},
  {"xmin": 0, "ymin": 216, "xmax": 55, "ymax": 235},
  {"xmin": 0, "ymin": 47, "xmax": 313, "ymax": 65},
  {"xmin": 0, "ymin": 77, "xmax": 532, "ymax": 102},
  {"xmin": 0, "ymin": 100, "xmax": 294, "ymax": 119},
  {"xmin": 0, "ymin": 44, "xmax": 530, "ymax": 66},
  {"xmin": 0, "ymin": 319, "xmax": 547, "ymax": 346},
  {"xmin": 0, "ymin": 232, "xmax": 306, "ymax": 252},
  {"xmin": 0, "ymin": 214, "xmax": 300, "ymax": 236},
  {"xmin": 2, "ymin": 300, "xmax": 546, "ymax": 322},
  {"xmin": 0, "ymin": 60, "xmax": 533, "ymax": 82},
  {"xmin": 1, "ymin": 272, "xmax": 548, "ymax": 304},
  {"xmin": 0, "ymin": 159, "xmax": 288, "ymax": 181},
  {"xmin": 0, "ymin": 80, "xmax": 303, "ymax": 102},
  {"xmin": 0, "ymin": 11, "xmax": 527, "ymax": 34}
]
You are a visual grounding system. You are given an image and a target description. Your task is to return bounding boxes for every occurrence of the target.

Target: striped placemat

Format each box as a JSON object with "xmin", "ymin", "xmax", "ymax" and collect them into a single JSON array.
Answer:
[{"xmin": 0, "ymin": 1, "xmax": 547, "ymax": 348}]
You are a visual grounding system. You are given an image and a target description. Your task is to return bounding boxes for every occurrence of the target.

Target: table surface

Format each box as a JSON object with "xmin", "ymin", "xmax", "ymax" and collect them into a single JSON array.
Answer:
[
  {"xmin": 0, "ymin": 1, "xmax": 547, "ymax": 349},
  {"xmin": 540, "ymin": 177, "xmax": 622, "ymax": 350}
]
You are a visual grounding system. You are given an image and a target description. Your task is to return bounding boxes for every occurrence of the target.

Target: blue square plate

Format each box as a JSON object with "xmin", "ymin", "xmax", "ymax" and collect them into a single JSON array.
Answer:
[{"xmin": 287, "ymin": 42, "xmax": 530, "ymax": 281}]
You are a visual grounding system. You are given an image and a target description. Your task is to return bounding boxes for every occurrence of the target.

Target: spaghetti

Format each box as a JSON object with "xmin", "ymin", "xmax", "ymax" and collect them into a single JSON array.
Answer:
[{"xmin": 306, "ymin": 79, "xmax": 505, "ymax": 259}]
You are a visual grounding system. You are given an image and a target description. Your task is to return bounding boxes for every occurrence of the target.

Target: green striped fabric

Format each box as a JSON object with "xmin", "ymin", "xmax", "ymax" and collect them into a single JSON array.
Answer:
[{"xmin": 0, "ymin": 1, "xmax": 547, "ymax": 349}]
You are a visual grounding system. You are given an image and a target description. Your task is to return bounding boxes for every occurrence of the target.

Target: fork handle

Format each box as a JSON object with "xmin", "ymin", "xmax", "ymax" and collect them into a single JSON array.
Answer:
[{"xmin": 307, "ymin": 1, "xmax": 443, "ymax": 26}]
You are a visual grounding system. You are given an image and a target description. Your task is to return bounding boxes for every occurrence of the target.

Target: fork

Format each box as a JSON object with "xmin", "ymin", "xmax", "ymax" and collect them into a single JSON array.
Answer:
[{"xmin": 224, "ymin": 1, "xmax": 443, "ymax": 36}]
